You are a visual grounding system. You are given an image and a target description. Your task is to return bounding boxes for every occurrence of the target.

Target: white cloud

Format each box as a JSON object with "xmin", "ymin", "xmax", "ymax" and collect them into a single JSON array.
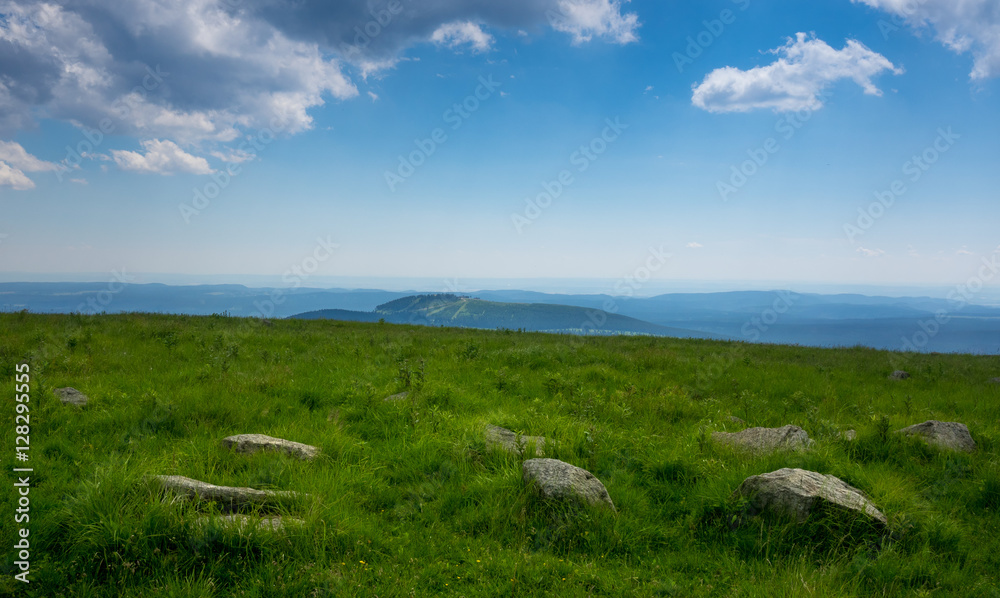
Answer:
[
  {"xmin": 0, "ymin": 161, "xmax": 35, "ymax": 190},
  {"xmin": 0, "ymin": 141, "xmax": 59, "ymax": 172},
  {"xmin": 956, "ymin": 247, "xmax": 974, "ymax": 255},
  {"xmin": 0, "ymin": 1, "xmax": 357, "ymax": 144},
  {"xmin": 692, "ymin": 33, "xmax": 903, "ymax": 113},
  {"xmin": 110, "ymin": 139, "xmax": 213, "ymax": 175},
  {"xmin": 431, "ymin": 21, "xmax": 494, "ymax": 52},
  {"xmin": 686, "ymin": 242, "xmax": 704, "ymax": 249},
  {"xmin": 70, "ymin": 178, "xmax": 87, "ymax": 185},
  {"xmin": 854, "ymin": 0, "xmax": 1000, "ymax": 79},
  {"xmin": 0, "ymin": 141, "xmax": 59, "ymax": 190},
  {"xmin": 857, "ymin": 246, "xmax": 886, "ymax": 258},
  {"xmin": 549, "ymin": 0, "xmax": 640, "ymax": 44},
  {"xmin": 367, "ymin": 91, "xmax": 380, "ymax": 102}
]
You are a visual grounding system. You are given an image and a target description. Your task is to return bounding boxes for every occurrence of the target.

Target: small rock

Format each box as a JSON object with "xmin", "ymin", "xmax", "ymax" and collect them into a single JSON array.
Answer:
[
  {"xmin": 889, "ymin": 370, "xmax": 910, "ymax": 380},
  {"xmin": 990, "ymin": 377, "xmax": 1000, "ymax": 384},
  {"xmin": 728, "ymin": 416, "xmax": 746, "ymax": 426},
  {"xmin": 523, "ymin": 458, "xmax": 615, "ymax": 512},
  {"xmin": 223, "ymin": 434, "xmax": 320, "ymax": 460},
  {"xmin": 733, "ymin": 468, "xmax": 886, "ymax": 525},
  {"xmin": 152, "ymin": 475, "xmax": 303, "ymax": 510},
  {"xmin": 896, "ymin": 420, "xmax": 976, "ymax": 453},
  {"xmin": 485, "ymin": 425, "xmax": 546, "ymax": 456},
  {"xmin": 54, "ymin": 387, "xmax": 88, "ymax": 406},
  {"xmin": 384, "ymin": 391, "xmax": 409, "ymax": 402},
  {"xmin": 842, "ymin": 430, "xmax": 857, "ymax": 441},
  {"xmin": 195, "ymin": 514, "xmax": 303, "ymax": 534},
  {"xmin": 712, "ymin": 425, "xmax": 814, "ymax": 454}
]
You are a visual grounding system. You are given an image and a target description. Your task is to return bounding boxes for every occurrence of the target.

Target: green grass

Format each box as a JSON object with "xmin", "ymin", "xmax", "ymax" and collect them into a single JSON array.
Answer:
[{"xmin": 1, "ymin": 311, "xmax": 999, "ymax": 596}]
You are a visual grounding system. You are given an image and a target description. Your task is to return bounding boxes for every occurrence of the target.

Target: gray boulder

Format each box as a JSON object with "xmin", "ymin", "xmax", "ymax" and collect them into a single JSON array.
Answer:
[
  {"xmin": 897, "ymin": 420, "xmax": 976, "ymax": 452},
  {"xmin": 889, "ymin": 370, "xmax": 910, "ymax": 380},
  {"xmin": 734, "ymin": 468, "xmax": 886, "ymax": 525},
  {"xmin": 523, "ymin": 459, "xmax": 615, "ymax": 512},
  {"xmin": 195, "ymin": 514, "xmax": 303, "ymax": 534},
  {"xmin": 223, "ymin": 434, "xmax": 320, "ymax": 460},
  {"xmin": 712, "ymin": 425, "xmax": 814, "ymax": 453},
  {"xmin": 485, "ymin": 425, "xmax": 546, "ymax": 456},
  {"xmin": 54, "ymin": 387, "xmax": 88, "ymax": 406},
  {"xmin": 152, "ymin": 475, "xmax": 303, "ymax": 510}
]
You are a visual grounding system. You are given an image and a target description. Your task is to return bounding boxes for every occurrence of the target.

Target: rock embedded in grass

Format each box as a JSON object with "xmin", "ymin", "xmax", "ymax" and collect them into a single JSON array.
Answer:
[
  {"xmin": 485, "ymin": 425, "xmax": 546, "ymax": 456},
  {"xmin": 990, "ymin": 377, "xmax": 1000, "ymax": 384},
  {"xmin": 384, "ymin": 391, "xmax": 409, "ymax": 402},
  {"xmin": 889, "ymin": 370, "xmax": 910, "ymax": 380},
  {"xmin": 711, "ymin": 425, "xmax": 814, "ymax": 454},
  {"xmin": 733, "ymin": 468, "xmax": 887, "ymax": 525},
  {"xmin": 152, "ymin": 475, "xmax": 304, "ymax": 510},
  {"xmin": 896, "ymin": 420, "xmax": 976, "ymax": 453},
  {"xmin": 222, "ymin": 433, "xmax": 320, "ymax": 460},
  {"xmin": 54, "ymin": 387, "xmax": 88, "ymax": 406},
  {"xmin": 194, "ymin": 514, "xmax": 303, "ymax": 534},
  {"xmin": 522, "ymin": 458, "xmax": 615, "ymax": 512}
]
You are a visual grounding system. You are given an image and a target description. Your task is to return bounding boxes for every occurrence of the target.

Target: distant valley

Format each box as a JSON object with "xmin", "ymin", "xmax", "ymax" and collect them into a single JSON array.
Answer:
[{"xmin": 3, "ymin": 282, "xmax": 999, "ymax": 354}]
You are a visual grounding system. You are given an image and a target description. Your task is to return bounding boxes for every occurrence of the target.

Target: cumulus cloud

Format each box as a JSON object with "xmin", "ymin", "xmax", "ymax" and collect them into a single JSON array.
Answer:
[
  {"xmin": 0, "ymin": 0, "xmax": 641, "ymax": 166},
  {"xmin": 692, "ymin": 33, "xmax": 902, "ymax": 113},
  {"xmin": 110, "ymin": 140, "xmax": 214, "ymax": 175},
  {"xmin": 431, "ymin": 21, "xmax": 494, "ymax": 52},
  {"xmin": 854, "ymin": 0, "xmax": 1000, "ymax": 79},
  {"xmin": 0, "ymin": 141, "xmax": 58, "ymax": 172},
  {"xmin": 0, "ymin": 140, "xmax": 59, "ymax": 190},
  {"xmin": 548, "ymin": 0, "xmax": 640, "ymax": 44},
  {"xmin": 0, "ymin": 160, "xmax": 36, "ymax": 190}
]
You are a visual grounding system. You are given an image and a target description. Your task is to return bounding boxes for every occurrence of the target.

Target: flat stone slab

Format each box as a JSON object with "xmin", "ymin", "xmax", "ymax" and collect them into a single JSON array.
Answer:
[
  {"xmin": 384, "ymin": 391, "xmax": 409, "ymax": 402},
  {"xmin": 897, "ymin": 420, "xmax": 976, "ymax": 452},
  {"xmin": 889, "ymin": 370, "xmax": 910, "ymax": 380},
  {"xmin": 712, "ymin": 425, "xmax": 814, "ymax": 453},
  {"xmin": 734, "ymin": 468, "xmax": 886, "ymax": 525},
  {"xmin": 522, "ymin": 458, "xmax": 615, "ymax": 512},
  {"xmin": 152, "ymin": 475, "xmax": 303, "ymax": 509},
  {"xmin": 195, "ymin": 514, "xmax": 304, "ymax": 534},
  {"xmin": 223, "ymin": 434, "xmax": 320, "ymax": 460},
  {"xmin": 485, "ymin": 425, "xmax": 546, "ymax": 456},
  {"xmin": 54, "ymin": 387, "xmax": 88, "ymax": 406}
]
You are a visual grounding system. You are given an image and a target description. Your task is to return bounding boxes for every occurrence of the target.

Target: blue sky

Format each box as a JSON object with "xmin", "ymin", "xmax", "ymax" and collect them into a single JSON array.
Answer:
[{"xmin": 1, "ymin": 0, "xmax": 998, "ymax": 292}]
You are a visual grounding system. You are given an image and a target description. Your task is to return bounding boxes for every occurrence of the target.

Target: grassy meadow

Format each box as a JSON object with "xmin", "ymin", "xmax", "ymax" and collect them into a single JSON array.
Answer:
[{"xmin": 1, "ymin": 311, "xmax": 999, "ymax": 596}]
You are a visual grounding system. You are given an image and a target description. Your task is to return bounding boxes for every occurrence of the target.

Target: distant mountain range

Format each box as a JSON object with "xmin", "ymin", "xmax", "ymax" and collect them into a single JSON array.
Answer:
[
  {"xmin": 3, "ymin": 282, "xmax": 999, "ymax": 354},
  {"xmin": 291, "ymin": 294, "xmax": 720, "ymax": 340}
]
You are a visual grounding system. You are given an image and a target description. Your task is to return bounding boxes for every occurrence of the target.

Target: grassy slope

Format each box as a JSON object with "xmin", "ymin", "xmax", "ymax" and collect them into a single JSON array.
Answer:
[{"xmin": 1, "ymin": 311, "xmax": 999, "ymax": 597}]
